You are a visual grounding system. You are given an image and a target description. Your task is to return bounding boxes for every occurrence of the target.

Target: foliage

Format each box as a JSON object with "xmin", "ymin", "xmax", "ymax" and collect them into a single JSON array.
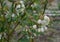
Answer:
[{"xmin": 0, "ymin": 0, "xmax": 50, "ymax": 42}]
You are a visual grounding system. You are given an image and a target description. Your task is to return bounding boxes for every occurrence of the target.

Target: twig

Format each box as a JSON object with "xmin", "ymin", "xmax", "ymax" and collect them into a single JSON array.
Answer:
[
  {"xmin": 10, "ymin": 22, "xmax": 20, "ymax": 35},
  {"xmin": 42, "ymin": 0, "xmax": 48, "ymax": 15}
]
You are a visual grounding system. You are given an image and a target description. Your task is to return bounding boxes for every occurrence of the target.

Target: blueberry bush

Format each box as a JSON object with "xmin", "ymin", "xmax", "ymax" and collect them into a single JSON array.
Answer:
[{"xmin": 0, "ymin": 0, "xmax": 50, "ymax": 42}]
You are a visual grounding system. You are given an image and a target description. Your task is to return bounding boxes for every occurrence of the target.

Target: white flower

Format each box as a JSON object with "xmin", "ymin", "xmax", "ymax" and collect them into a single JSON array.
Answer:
[
  {"xmin": 26, "ymin": 29, "xmax": 28, "ymax": 31},
  {"xmin": 44, "ymin": 26, "xmax": 48, "ymax": 30},
  {"xmin": 30, "ymin": 36, "xmax": 34, "ymax": 38},
  {"xmin": 4, "ymin": 33, "xmax": 6, "ymax": 36},
  {"xmin": 31, "ymin": 4, "xmax": 34, "ymax": 8},
  {"xmin": 41, "ymin": 26, "xmax": 48, "ymax": 31},
  {"xmin": 33, "ymin": 33, "xmax": 36, "ymax": 36},
  {"xmin": 33, "ymin": 25, "xmax": 37, "ymax": 29},
  {"xmin": 16, "ymin": 1, "xmax": 25, "ymax": 13},
  {"xmin": 16, "ymin": 4, "xmax": 25, "ymax": 12},
  {"xmin": 16, "ymin": 5, "xmax": 21, "ymax": 10},
  {"xmin": 41, "ymin": 20, "xmax": 46, "ymax": 26},
  {"xmin": 5, "ymin": 14, "xmax": 8, "ymax": 18},
  {"xmin": 44, "ymin": 15, "xmax": 50, "ymax": 25},
  {"xmin": 16, "ymin": 5, "xmax": 21, "ymax": 12},
  {"xmin": 27, "ymin": 36, "xmax": 29, "ymax": 39},
  {"xmin": 20, "ymin": 8, "xmax": 25, "ymax": 12},
  {"xmin": 40, "ymin": 27, "xmax": 45, "ymax": 32},
  {"xmin": 33, "ymin": 10, "xmax": 36, "ymax": 13},
  {"xmin": 38, "ymin": 15, "xmax": 50, "ymax": 26},
  {"xmin": 12, "ymin": 13, "xmax": 15, "ymax": 17},
  {"xmin": 20, "ymin": 1, "xmax": 24, "ymax": 4},
  {"xmin": 38, "ymin": 28, "xmax": 41, "ymax": 32},
  {"xmin": 1, "ymin": 15, "xmax": 3, "ymax": 17},
  {"xmin": 17, "ymin": 13, "xmax": 19, "ymax": 16},
  {"xmin": 22, "ymin": 4, "xmax": 25, "ymax": 8},
  {"xmin": 0, "ymin": 34, "xmax": 2, "ymax": 39},
  {"xmin": 5, "ymin": 11, "xmax": 10, "ymax": 18},
  {"xmin": 37, "ymin": 19, "xmax": 41, "ymax": 24},
  {"xmin": 34, "ymin": 3, "xmax": 37, "ymax": 6}
]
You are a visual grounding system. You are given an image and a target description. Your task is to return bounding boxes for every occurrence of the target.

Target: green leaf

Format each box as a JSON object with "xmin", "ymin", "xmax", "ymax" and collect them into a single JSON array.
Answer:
[{"xmin": 19, "ymin": 37, "xmax": 29, "ymax": 42}]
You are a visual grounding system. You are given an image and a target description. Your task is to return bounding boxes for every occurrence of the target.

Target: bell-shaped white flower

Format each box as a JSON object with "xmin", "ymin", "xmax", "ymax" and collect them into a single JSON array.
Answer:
[
  {"xmin": 0, "ymin": 34, "xmax": 2, "ymax": 39},
  {"xmin": 20, "ymin": 8, "xmax": 25, "ymax": 12},
  {"xmin": 17, "ymin": 13, "xmax": 19, "ymax": 16},
  {"xmin": 20, "ymin": 0, "xmax": 25, "ymax": 8},
  {"xmin": 33, "ymin": 10, "xmax": 36, "ymax": 13},
  {"xmin": 41, "ymin": 26, "xmax": 48, "ymax": 31},
  {"xmin": 12, "ymin": 13, "xmax": 15, "ymax": 17},
  {"xmin": 31, "ymin": 3, "xmax": 37, "ymax": 8},
  {"xmin": 31, "ymin": 4, "xmax": 34, "ymax": 7},
  {"xmin": 33, "ymin": 33, "xmax": 36, "ymax": 36},
  {"xmin": 44, "ymin": 26, "xmax": 48, "ymax": 31},
  {"xmin": 16, "ymin": 4, "xmax": 21, "ymax": 11},
  {"xmin": 41, "ymin": 20, "xmax": 47, "ymax": 26},
  {"xmin": 30, "ymin": 36, "xmax": 34, "ymax": 38},
  {"xmin": 27, "ymin": 36, "xmax": 29, "ymax": 39},
  {"xmin": 38, "ymin": 15, "xmax": 50, "ymax": 26},
  {"xmin": 44, "ymin": 15, "xmax": 50, "ymax": 25},
  {"xmin": 34, "ymin": 3, "xmax": 37, "ymax": 6},
  {"xmin": 26, "ymin": 29, "xmax": 28, "ymax": 32},
  {"xmin": 38, "ymin": 28, "xmax": 41, "ymax": 32},
  {"xmin": 5, "ymin": 11, "xmax": 10, "ymax": 18},
  {"xmin": 20, "ymin": 0, "xmax": 24, "ymax": 4},
  {"xmin": 16, "ymin": 5, "xmax": 21, "ymax": 9},
  {"xmin": 37, "ymin": 19, "xmax": 41, "ymax": 24},
  {"xmin": 16, "ymin": 5, "xmax": 21, "ymax": 12},
  {"xmin": 33, "ymin": 25, "xmax": 37, "ymax": 29},
  {"xmin": 40, "ymin": 27, "xmax": 45, "ymax": 32},
  {"xmin": 5, "ymin": 14, "xmax": 8, "ymax": 18},
  {"xmin": 16, "ymin": 4, "xmax": 25, "ymax": 13},
  {"xmin": 22, "ymin": 4, "xmax": 25, "ymax": 8}
]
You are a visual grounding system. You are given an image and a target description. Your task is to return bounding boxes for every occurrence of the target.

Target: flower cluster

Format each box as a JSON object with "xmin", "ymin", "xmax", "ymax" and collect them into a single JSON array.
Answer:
[
  {"xmin": 23, "ymin": 15, "xmax": 50, "ymax": 39},
  {"xmin": 16, "ymin": 1, "xmax": 25, "ymax": 13},
  {"xmin": 0, "ymin": 0, "xmax": 50, "ymax": 41},
  {"xmin": 33, "ymin": 15, "xmax": 50, "ymax": 33}
]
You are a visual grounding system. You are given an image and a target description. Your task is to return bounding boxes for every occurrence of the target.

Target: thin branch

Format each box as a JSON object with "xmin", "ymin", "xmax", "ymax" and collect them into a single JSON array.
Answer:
[
  {"xmin": 10, "ymin": 22, "xmax": 20, "ymax": 35},
  {"xmin": 42, "ymin": 0, "xmax": 48, "ymax": 15}
]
